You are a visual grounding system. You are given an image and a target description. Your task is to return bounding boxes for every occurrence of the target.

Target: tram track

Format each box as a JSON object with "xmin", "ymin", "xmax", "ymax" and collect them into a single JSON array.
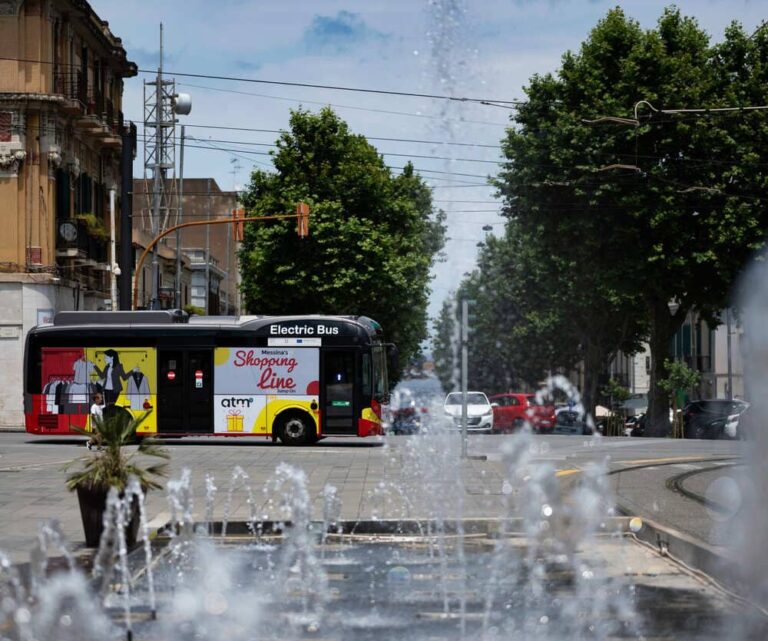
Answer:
[
  {"xmin": 664, "ymin": 462, "xmax": 743, "ymax": 515},
  {"xmin": 607, "ymin": 454, "xmax": 741, "ymax": 513}
]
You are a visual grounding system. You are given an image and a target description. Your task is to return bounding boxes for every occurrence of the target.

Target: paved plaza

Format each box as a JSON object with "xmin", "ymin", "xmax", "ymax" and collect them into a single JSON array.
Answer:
[{"xmin": 0, "ymin": 431, "xmax": 743, "ymax": 564}]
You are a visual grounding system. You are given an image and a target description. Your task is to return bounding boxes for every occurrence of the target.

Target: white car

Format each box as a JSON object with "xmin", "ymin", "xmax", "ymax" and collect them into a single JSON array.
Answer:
[{"xmin": 443, "ymin": 392, "xmax": 494, "ymax": 432}]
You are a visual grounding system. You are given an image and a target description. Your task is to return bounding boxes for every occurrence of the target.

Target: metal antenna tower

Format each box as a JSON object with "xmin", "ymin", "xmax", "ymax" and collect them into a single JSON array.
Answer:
[
  {"xmin": 143, "ymin": 23, "xmax": 178, "ymax": 309},
  {"xmin": 229, "ymin": 158, "xmax": 242, "ymax": 197}
]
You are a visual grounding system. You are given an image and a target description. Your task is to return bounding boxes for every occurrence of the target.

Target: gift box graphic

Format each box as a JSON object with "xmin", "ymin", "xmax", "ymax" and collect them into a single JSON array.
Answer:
[{"xmin": 226, "ymin": 409, "xmax": 244, "ymax": 432}]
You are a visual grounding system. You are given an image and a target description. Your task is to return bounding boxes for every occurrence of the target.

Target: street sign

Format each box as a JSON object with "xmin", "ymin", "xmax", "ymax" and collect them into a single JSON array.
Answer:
[{"xmin": 167, "ymin": 370, "xmax": 176, "ymax": 381}]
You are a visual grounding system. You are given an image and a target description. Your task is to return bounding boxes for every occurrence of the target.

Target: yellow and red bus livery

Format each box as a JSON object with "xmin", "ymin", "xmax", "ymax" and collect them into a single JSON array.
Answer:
[{"xmin": 24, "ymin": 311, "xmax": 393, "ymax": 445}]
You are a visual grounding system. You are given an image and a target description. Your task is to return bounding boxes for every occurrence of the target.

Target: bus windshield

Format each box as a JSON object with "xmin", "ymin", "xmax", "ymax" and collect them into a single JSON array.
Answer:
[{"xmin": 372, "ymin": 345, "xmax": 388, "ymax": 401}]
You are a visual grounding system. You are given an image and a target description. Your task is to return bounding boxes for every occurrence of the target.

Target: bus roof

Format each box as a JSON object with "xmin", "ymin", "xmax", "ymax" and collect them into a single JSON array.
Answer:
[{"xmin": 31, "ymin": 311, "xmax": 384, "ymax": 343}]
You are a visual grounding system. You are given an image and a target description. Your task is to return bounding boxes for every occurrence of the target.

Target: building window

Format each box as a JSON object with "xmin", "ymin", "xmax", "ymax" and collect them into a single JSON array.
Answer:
[
  {"xmin": 0, "ymin": 112, "xmax": 12, "ymax": 142},
  {"xmin": 645, "ymin": 356, "xmax": 651, "ymax": 374}
]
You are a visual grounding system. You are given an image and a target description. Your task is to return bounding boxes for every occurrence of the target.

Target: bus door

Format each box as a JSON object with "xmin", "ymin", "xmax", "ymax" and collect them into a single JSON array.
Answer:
[
  {"xmin": 158, "ymin": 349, "xmax": 213, "ymax": 433},
  {"xmin": 321, "ymin": 349, "xmax": 357, "ymax": 434}
]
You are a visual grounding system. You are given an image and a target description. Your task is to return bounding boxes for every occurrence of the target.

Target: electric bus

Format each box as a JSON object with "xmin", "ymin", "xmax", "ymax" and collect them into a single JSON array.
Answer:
[{"xmin": 24, "ymin": 310, "xmax": 393, "ymax": 445}]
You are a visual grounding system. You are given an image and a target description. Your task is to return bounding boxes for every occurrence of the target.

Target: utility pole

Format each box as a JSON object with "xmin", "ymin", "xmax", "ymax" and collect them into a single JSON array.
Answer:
[
  {"xmin": 149, "ymin": 24, "xmax": 165, "ymax": 310},
  {"xmin": 175, "ymin": 124, "xmax": 185, "ymax": 308},
  {"xmin": 118, "ymin": 123, "xmax": 134, "ymax": 310},
  {"xmin": 205, "ymin": 177, "xmax": 211, "ymax": 314},
  {"xmin": 142, "ymin": 24, "xmax": 190, "ymax": 309},
  {"xmin": 109, "ymin": 188, "xmax": 118, "ymax": 310},
  {"xmin": 226, "ymin": 158, "xmax": 240, "ymax": 315},
  {"xmin": 460, "ymin": 299, "xmax": 469, "ymax": 459},
  {"xmin": 726, "ymin": 307, "xmax": 733, "ymax": 400}
]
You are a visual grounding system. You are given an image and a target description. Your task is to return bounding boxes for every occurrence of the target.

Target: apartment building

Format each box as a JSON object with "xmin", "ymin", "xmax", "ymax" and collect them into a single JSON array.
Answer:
[
  {"xmin": 0, "ymin": 0, "xmax": 135, "ymax": 426},
  {"xmin": 132, "ymin": 178, "xmax": 240, "ymax": 315}
]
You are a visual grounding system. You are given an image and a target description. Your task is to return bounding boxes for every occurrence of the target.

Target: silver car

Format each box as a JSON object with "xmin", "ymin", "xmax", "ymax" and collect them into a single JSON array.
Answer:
[{"xmin": 443, "ymin": 392, "xmax": 494, "ymax": 432}]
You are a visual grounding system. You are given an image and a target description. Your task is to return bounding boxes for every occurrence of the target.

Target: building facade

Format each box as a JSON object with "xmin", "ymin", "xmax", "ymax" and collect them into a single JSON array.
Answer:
[
  {"xmin": 0, "ymin": 0, "xmax": 135, "ymax": 427},
  {"xmin": 133, "ymin": 178, "xmax": 239, "ymax": 315}
]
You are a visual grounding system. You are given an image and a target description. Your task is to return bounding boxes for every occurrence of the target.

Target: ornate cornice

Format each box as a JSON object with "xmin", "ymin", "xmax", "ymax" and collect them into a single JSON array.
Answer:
[{"xmin": 0, "ymin": 1, "xmax": 23, "ymax": 17}]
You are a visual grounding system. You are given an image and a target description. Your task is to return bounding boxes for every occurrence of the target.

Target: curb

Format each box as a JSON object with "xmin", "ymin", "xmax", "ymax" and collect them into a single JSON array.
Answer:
[{"xmin": 615, "ymin": 503, "xmax": 754, "ymax": 602}]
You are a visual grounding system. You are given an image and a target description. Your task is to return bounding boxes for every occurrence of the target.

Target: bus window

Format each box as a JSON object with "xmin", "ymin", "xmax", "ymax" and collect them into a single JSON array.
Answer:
[
  {"xmin": 372, "ymin": 345, "xmax": 388, "ymax": 402},
  {"xmin": 361, "ymin": 352, "xmax": 372, "ymax": 399},
  {"xmin": 325, "ymin": 352, "xmax": 354, "ymax": 403}
]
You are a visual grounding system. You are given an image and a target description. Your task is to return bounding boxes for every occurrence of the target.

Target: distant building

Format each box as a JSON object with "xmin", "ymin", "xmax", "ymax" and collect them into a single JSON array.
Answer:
[
  {"xmin": 0, "ymin": 0, "xmax": 135, "ymax": 427},
  {"xmin": 607, "ymin": 307, "xmax": 745, "ymax": 408},
  {"xmin": 608, "ymin": 344, "xmax": 651, "ymax": 397},
  {"xmin": 132, "ymin": 178, "xmax": 239, "ymax": 315}
]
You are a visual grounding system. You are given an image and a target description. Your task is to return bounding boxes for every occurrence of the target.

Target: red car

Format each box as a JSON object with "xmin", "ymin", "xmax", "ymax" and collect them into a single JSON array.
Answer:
[{"xmin": 488, "ymin": 393, "xmax": 556, "ymax": 433}]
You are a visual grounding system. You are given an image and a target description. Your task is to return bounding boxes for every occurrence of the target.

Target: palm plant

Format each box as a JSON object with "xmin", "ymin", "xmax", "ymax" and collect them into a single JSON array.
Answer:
[{"xmin": 66, "ymin": 410, "xmax": 169, "ymax": 492}]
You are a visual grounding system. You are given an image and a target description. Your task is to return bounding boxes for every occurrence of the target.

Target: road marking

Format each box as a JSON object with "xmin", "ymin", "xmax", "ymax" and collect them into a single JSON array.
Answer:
[
  {"xmin": 620, "ymin": 456, "xmax": 723, "ymax": 466},
  {"xmin": 555, "ymin": 468, "xmax": 581, "ymax": 477}
]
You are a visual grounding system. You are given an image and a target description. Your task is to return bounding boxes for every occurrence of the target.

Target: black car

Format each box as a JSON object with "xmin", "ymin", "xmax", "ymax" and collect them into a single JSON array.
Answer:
[
  {"xmin": 682, "ymin": 399, "xmax": 749, "ymax": 439},
  {"xmin": 553, "ymin": 410, "xmax": 592, "ymax": 435}
]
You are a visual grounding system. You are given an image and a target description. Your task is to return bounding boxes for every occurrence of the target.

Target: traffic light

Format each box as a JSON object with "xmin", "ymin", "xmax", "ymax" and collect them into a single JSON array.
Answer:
[
  {"xmin": 231, "ymin": 207, "xmax": 244, "ymax": 241},
  {"xmin": 296, "ymin": 202, "xmax": 310, "ymax": 238}
]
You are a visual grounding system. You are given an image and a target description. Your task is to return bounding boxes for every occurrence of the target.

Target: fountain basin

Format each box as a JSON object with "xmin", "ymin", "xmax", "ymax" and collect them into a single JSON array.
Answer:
[{"xmin": 112, "ymin": 517, "xmax": 760, "ymax": 641}]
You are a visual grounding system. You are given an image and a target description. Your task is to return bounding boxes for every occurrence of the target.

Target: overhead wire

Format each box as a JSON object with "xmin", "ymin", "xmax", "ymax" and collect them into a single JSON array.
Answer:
[
  {"xmin": 178, "ymin": 81, "xmax": 509, "ymax": 127},
  {"xmin": 129, "ymin": 121, "xmax": 504, "ymax": 149},
  {"xmin": 136, "ymin": 133, "xmax": 492, "ymax": 180},
  {"xmin": 0, "ymin": 54, "xmax": 522, "ymax": 106},
  {"xmin": 180, "ymin": 135, "xmax": 503, "ymax": 164}
]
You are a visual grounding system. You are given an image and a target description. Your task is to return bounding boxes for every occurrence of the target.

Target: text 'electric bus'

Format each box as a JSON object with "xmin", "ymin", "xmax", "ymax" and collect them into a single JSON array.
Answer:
[{"xmin": 24, "ymin": 310, "xmax": 394, "ymax": 445}]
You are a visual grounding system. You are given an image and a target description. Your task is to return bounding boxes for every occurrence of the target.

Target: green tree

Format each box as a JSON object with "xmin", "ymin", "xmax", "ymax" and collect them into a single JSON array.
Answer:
[
  {"xmin": 431, "ymin": 298, "xmax": 457, "ymax": 393},
  {"xmin": 239, "ymin": 108, "xmax": 446, "ymax": 375},
  {"xmin": 658, "ymin": 358, "xmax": 701, "ymax": 437},
  {"xmin": 495, "ymin": 8, "xmax": 768, "ymax": 434}
]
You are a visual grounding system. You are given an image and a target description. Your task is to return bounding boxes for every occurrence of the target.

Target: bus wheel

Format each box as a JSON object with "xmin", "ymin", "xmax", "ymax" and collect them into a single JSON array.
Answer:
[{"xmin": 278, "ymin": 411, "xmax": 314, "ymax": 446}]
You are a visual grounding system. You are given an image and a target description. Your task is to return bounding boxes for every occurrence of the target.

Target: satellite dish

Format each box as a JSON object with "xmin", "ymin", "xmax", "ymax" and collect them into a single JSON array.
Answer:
[{"xmin": 173, "ymin": 93, "xmax": 192, "ymax": 115}]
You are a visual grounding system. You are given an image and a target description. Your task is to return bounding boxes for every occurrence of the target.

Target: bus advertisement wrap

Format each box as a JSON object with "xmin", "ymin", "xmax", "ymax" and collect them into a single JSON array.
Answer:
[
  {"xmin": 25, "ymin": 313, "xmax": 389, "ymax": 443},
  {"xmin": 37, "ymin": 346, "xmax": 156, "ymax": 433},
  {"xmin": 213, "ymin": 347, "xmax": 320, "ymax": 434}
]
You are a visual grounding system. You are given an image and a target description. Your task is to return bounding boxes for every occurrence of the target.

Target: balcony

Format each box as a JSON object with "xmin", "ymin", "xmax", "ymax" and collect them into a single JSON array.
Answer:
[
  {"xmin": 53, "ymin": 72, "xmax": 122, "ymax": 146},
  {"xmin": 53, "ymin": 71, "xmax": 87, "ymax": 115},
  {"xmin": 55, "ymin": 219, "xmax": 108, "ymax": 267}
]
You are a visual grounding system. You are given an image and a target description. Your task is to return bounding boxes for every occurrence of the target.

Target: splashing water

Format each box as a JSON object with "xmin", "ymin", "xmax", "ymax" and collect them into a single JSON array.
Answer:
[{"xmin": 222, "ymin": 465, "xmax": 258, "ymax": 537}]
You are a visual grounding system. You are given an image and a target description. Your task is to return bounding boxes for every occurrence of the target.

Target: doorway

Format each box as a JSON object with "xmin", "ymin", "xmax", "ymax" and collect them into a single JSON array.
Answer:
[
  {"xmin": 157, "ymin": 349, "xmax": 213, "ymax": 433},
  {"xmin": 322, "ymin": 349, "xmax": 357, "ymax": 435}
]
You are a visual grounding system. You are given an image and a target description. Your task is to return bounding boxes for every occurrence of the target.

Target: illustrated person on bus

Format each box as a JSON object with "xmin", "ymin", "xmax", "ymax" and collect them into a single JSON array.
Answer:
[{"xmin": 93, "ymin": 350, "xmax": 134, "ymax": 406}]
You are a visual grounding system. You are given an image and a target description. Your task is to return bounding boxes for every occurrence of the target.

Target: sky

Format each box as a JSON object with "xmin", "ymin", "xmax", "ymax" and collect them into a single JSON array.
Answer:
[{"xmin": 89, "ymin": 0, "xmax": 767, "ymax": 321}]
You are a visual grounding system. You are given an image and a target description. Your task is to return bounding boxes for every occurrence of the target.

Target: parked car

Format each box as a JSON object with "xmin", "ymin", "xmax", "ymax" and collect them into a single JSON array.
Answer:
[
  {"xmin": 443, "ymin": 392, "xmax": 494, "ymax": 433},
  {"xmin": 488, "ymin": 393, "xmax": 556, "ymax": 433},
  {"xmin": 683, "ymin": 399, "xmax": 750, "ymax": 439},
  {"xmin": 624, "ymin": 413, "xmax": 644, "ymax": 437},
  {"xmin": 553, "ymin": 410, "xmax": 592, "ymax": 436}
]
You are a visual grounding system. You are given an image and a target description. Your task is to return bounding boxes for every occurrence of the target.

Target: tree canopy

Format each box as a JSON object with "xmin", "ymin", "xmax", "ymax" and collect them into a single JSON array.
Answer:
[
  {"xmin": 452, "ymin": 7, "xmax": 768, "ymax": 430},
  {"xmin": 239, "ymin": 107, "xmax": 446, "ymax": 373}
]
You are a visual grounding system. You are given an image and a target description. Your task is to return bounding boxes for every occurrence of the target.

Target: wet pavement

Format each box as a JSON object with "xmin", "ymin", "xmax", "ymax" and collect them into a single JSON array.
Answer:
[{"xmin": 0, "ymin": 431, "xmax": 742, "ymax": 563}]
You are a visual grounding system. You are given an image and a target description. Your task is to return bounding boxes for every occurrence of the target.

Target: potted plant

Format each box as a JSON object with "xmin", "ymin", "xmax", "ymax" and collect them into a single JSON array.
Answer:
[
  {"xmin": 65, "ymin": 410, "xmax": 169, "ymax": 547},
  {"xmin": 74, "ymin": 212, "xmax": 109, "ymax": 241}
]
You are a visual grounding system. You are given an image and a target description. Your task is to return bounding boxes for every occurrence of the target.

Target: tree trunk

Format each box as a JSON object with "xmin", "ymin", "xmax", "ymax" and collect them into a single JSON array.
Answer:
[
  {"xmin": 646, "ymin": 300, "xmax": 677, "ymax": 437},
  {"xmin": 581, "ymin": 340, "xmax": 607, "ymax": 427}
]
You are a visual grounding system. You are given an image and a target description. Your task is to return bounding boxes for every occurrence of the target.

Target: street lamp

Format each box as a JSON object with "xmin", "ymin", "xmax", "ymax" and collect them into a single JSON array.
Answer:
[{"xmin": 172, "ymin": 93, "xmax": 191, "ymax": 310}]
